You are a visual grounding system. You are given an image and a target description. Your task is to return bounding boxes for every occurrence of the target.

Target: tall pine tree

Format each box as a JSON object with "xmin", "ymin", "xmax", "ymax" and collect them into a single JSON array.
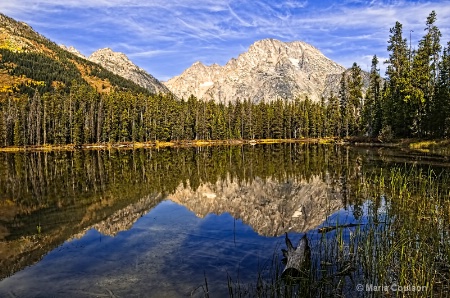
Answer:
[
  {"xmin": 413, "ymin": 11, "xmax": 442, "ymax": 136},
  {"xmin": 362, "ymin": 55, "xmax": 383, "ymax": 137},
  {"xmin": 385, "ymin": 21, "xmax": 413, "ymax": 137}
]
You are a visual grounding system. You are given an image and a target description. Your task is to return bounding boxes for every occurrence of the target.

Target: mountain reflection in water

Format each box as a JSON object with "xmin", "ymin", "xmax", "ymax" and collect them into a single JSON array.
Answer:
[
  {"xmin": 169, "ymin": 175, "xmax": 342, "ymax": 236},
  {"xmin": 0, "ymin": 144, "xmax": 445, "ymax": 296}
]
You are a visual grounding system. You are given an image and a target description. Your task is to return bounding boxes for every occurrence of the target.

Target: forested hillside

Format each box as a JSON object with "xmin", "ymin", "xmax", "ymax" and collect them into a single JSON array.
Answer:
[
  {"xmin": 0, "ymin": 13, "xmax": 151, "ymax": 97},
  {"xmin": 0, "ymin": 11, "xmax": 449, "ymax": 147}
]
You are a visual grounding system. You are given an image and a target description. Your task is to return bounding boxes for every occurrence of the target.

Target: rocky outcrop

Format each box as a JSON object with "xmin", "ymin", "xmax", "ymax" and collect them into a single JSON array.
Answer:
[
  {"xmin": 165, "ymin": 61, "xmax": 222, "ymax": 100},
  {"xmin": 60, "ymin": 45, "xmax": 86, "ymax": 59},
  {"xmin": 165, "ymin": 38, "xmax": 352, "ymax": 102},
  {"xmin": 169, "ymin": 175, "xmax": 343, "ymax": 236},
  {"xmin": 88, "ymin": 48, "xmax": 171, "ymax": 95}
]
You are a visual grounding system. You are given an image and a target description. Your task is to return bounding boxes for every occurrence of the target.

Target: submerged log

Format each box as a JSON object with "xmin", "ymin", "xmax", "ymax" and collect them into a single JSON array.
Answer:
[
  {"xmin": 317, "ymin": 223, "xmax": 363, "ymax": 234},
  {"xmin": 281, "ymin": 233, "xmax": 311, "ymax": 279}
]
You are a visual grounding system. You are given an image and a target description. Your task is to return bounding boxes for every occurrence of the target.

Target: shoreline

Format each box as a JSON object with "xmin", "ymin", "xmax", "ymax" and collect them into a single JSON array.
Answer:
[
  {"xmin": 0, "ymin": 138, "xmax": 336, "ymax": 152},
  {"xmin": 0, "ymin": 137, "xmax": 449, "ymax": 153}
]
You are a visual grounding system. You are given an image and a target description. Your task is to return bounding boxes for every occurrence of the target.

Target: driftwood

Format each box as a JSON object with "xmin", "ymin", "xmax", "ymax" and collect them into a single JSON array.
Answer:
[
  {"xmin": 281, "ymin": 233, "xmax": 311, "ymax": 279},
  {"xmin": 317, "ymin": 223, "xmax": 363, "ymax": 234}
]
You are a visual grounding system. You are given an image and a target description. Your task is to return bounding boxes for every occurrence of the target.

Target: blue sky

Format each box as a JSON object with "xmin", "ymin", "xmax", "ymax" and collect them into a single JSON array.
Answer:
[{"xmin": 1, "ymin": 0, "xmax": 449, "ymax": 81}]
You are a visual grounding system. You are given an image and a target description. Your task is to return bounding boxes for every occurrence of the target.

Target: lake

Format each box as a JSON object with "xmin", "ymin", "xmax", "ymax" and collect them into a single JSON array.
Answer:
[{"xmin": 0, "ymin": 144, "xmax": 449, "ymax": 297}]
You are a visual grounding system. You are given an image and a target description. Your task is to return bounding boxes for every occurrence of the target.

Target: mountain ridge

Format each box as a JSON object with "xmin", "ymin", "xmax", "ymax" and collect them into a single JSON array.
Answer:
[
  {"xmin": 88, "ymin": 47, "xmax": 171, "ymax": 95},
  {"xmin": 57, "ymin": 44, "xmax": 171, "ymax": 95},
  {"xmin": 165, "ymin": 38, "xmax": 359, "ymax": 102}
]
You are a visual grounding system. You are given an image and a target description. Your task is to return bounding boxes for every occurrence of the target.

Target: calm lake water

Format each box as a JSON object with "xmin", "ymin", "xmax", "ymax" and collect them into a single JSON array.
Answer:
[{"xmin": 0, "ymin": 144, "xmax": 449, "ymax": 297}]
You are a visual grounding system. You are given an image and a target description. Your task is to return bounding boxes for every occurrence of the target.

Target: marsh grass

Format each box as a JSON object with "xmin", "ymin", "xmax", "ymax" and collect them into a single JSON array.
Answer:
[
  {"xmin": 225, "ymin": 166, "xmax": 450, "ymax": 297},
  {"xmin": 409, "ymin": 140, "xmax": 450, "ymax": 156}
]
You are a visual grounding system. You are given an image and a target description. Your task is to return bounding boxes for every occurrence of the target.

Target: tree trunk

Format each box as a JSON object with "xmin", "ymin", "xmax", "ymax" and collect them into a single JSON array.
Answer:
[{"xmin": 281, "ymin": 233, "xmax": 311, "ymax": 279}]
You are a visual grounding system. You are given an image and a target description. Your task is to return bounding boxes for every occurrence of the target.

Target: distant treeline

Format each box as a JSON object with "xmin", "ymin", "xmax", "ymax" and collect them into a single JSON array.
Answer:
[
  {"xmin": 0, "ymin": 84, "xmax": 332, "ymax": 146},
  {"xmin": 0, "ymin": 11, "xmax": 449, "ymax": 146}
]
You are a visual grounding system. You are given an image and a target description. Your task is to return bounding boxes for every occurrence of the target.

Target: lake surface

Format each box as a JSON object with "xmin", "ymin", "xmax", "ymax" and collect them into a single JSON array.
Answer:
[{"xmin": 0, "ymin": 144, "xmax": 449, "ymax": 297}]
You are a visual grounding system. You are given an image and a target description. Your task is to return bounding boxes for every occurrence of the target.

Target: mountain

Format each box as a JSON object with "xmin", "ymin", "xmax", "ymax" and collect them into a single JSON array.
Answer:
[
  {"xmin": 0, "ymin": 13, "xmax": 154, "ymax": 97},
  {"xmin": 59, "ymin": 44, "xmax": 85, "ymax": 59},
  {"xmin": 88, "ymin": 48, "xmax": 171, "ymax": 95},
  {"xmin": 165, "ymin": 38, "xmax": 365, "ymax": 102},
  {"xmin": 58, "ymin": 44, "xmax": 171, "ymax": 94}
]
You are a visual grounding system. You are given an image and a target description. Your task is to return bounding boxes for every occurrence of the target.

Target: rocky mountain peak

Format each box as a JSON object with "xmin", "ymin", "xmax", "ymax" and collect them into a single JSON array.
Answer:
[
  {"xmin": 89, "ymin": 48, "xmax": 136, "ymax": 71},
  {"xmin": 167, "ymin": 61, "xmax": 222, "ymax": 99},
  {"xmin": 60, "ymin": 44, "xmax": 85, "ymax": 59},
  {"xmin": 164, "ymin": 38, "xmax": 348, "ymax": 102},
  {"xmin": 88, "ymin": 48, "xmax": 171, "ymax": 95},
  {"xmin": 192, "ymin": 61, "xmax": 205, "ymax": 67}
]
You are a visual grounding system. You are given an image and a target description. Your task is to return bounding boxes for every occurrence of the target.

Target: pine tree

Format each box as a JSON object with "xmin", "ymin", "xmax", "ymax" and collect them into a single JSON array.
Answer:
[
  {"xmin": 292, "ymin": 97, "xmax": 302, "ymax": 139},
  {"xmin": 73, "ymin": 105, "xmax": 84, "ymax": 146},
  {"xmin": 252, "ymin": 102, "xmax": 263, "ymax": 139},
  {"xmin": 284, "ymin": 101, "xmax": 293, "ymax": 139},
  {"xmin": 272, "ymin": 99, "xmax": 284, "ymax": 139},
  {"xmin": 347, "ymin": 62, "xmax": 364, "ymax": 135},
  {"xmin": 413, "ymin": 11, "xmax": 442, "ymax": 136},
  {"xmin": 385, "ymin": 21, "xmax": 413, "ymax": 137},
  {"xmin": 232, "ymin": 99, "xmax": 243, "ymax": 139},
  {"xmin": 186, "ymin": 95, "xmax": 198, "ymax": 140},
  {"xmin": 212, "ymin": 102, "xmax": 227, "ymax": 140},
  {"xmin": 327, "ymin": 93, "xmax": 341, "ymax": 137},
  {"xmin": 303, "ymin": 97, "xmax": 311, "ymax": 138},
  {"xmin": 318, "ymin": 97, "xmax": 326, "ymax": 138},
  {"xmin": 431, "ymin": 42, "xmax": 450, "ymax": 136},
  {"xmin": 362, "ymin": 55, "xmax": 383, "ymax": 137},
  {"xmin": 242, "ymin": 99, "xmax": 253, "ymax": 139},
  {"xmin": 339, "ymin": 74, "xmax": 350, "ymax": 137},
  {"xmin": 120, "ymin": 108, "xmax": 130, "ymax": 142}
]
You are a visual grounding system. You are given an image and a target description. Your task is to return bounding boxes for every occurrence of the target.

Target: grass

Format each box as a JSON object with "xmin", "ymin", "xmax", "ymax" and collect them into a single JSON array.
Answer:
[
  {"xmin": 0, "ymin": 146, "xmax": 25, "ymax": 152},
  {"xmin": 7, "ymin": 137, "xmax": 450, "ymax": 153},
  {"xmin": 224, "ymin": 166, "xmax": 450, "ymax": 297},
  {"xmin": 155, "ymin": 140, "xmax": 175, "ymax": 148},
  {"xmin": 0, "ymin": 138, "xmax": 331, "ymax": 152},
  {"xmin": 0, "ymin": 144, "xmax": 78, "ymax": 152},
  {"xmin": 408, "ymin": 140, "xmax": 450, "ymax": 155},
  {"xmin": 409, "ymin": 140, "xmax": 438, "ymax": 149},
  {"xmin": 318, "ymin": 138, "xmax": 336, "ymax": 144}
]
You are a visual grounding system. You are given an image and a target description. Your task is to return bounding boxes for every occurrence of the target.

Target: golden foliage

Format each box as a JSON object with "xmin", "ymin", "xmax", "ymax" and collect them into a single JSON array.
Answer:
[{"xmin": 0, "ymin": 72, "xmax": 45, "ymax": 94}]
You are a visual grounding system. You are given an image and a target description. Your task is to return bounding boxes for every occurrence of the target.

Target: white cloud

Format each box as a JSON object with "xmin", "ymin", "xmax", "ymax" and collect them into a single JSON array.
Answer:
[
  {"xmin": 128, "ymin": 50, "xmax": 176, "ymax": 58},
  {"xmin": 0, "ymin": 0, "xmax": 449, "ymax": 80}
]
